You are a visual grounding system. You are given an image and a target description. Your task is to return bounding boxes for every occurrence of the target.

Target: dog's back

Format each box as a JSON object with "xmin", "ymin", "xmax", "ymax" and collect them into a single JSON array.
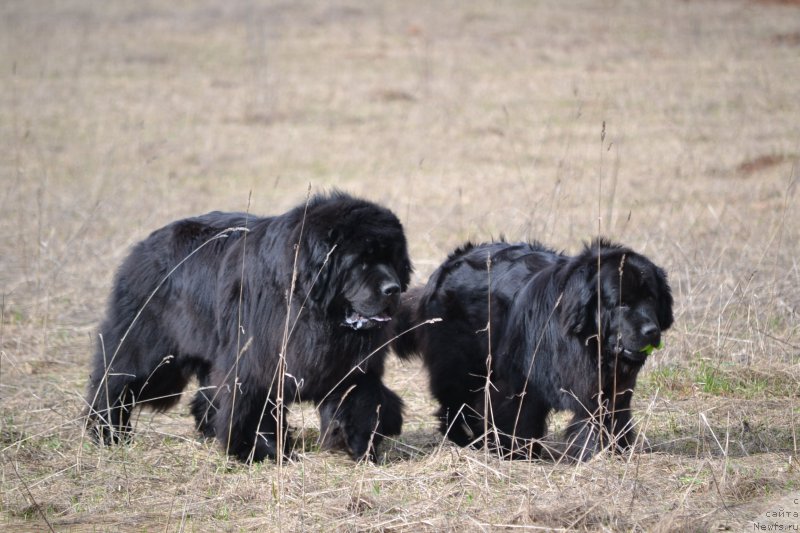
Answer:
[{"xmin": 394, "ymin": 241, "xmax": 559, "ymax": 356}]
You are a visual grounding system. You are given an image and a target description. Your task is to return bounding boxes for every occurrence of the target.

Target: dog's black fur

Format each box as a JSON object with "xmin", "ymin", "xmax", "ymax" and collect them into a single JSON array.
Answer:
[
  {"xmin": 318, "ymin": 373, "xmax": 403, "ymax": 461},
  {"xmin": 394, "ymin": 239, "xmax": 673, "ymax": 461},
  {"xmin": 85, "ymin": 192, "xmax": 411, "ymax": 462}
]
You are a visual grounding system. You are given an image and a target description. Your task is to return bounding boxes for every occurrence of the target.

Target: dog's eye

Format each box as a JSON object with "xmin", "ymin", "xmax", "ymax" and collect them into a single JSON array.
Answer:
[{"xmin": 366, "ymin": 242, "xmax": 388, "ymax": 257}]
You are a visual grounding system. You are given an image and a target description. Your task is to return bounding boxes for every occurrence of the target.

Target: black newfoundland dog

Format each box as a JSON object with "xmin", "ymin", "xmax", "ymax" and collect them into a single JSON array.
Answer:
[
  {"xmin": 85, "ymin": 192, "xmax": 411, "ymax": 462},
  {"xmin": 394, "ymin": 239, "xmax": 673, "ymax": 461}
]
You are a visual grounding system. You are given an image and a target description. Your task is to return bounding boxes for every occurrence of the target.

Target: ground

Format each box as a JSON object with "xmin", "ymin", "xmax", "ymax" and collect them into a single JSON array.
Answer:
[{"xmin": 1, "ymin": 0, "xmax": 799, "ymax": 531}]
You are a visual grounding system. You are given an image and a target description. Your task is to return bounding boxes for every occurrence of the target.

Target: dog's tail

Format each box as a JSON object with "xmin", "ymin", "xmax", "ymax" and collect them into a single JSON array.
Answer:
[{"xmin": 391, "ymin": 287, "xmax": 425, "ymax": 360}]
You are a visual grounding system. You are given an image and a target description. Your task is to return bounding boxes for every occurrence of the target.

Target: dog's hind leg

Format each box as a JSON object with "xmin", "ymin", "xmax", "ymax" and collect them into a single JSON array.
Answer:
[
  {"xmin": 214, "ymin": 373, "xmax": 291, "ymax": 462},
  {"xmin": 190, "ymin": 360, "xmax": 217, "ymax": 438},
  {"xmin": 85, "ymin": 343, "xmax": 139, "ymax": 445}
]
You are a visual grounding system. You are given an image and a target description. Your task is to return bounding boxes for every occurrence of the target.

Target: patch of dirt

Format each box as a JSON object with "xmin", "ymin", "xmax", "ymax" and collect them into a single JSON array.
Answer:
[
  {"xmin": 372, "ymin": 89, "xmax": 417, "ymax": 103},
  {"xmin": 736, "ymin": 154, "xmax": 787, "ymax": 175},
  {"xmin": 772, "ymin": 32, "xmax": 800, "ymax": 45},
  {"xmin": 753, "ymin": 0, "xmax": 800, "ymax": 6}
]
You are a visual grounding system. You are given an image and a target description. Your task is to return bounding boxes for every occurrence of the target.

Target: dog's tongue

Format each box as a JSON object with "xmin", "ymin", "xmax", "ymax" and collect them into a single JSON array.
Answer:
[{"xmin": 344, "ymin": 311, "xmax": 391, "ymax": 330}]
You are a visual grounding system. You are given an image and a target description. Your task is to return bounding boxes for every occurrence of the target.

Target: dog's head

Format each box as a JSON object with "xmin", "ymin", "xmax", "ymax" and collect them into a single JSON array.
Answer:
[
  {"xmin": 300, "ymin": 193, "xmax": 412, "ymax": 330},
  {"xmin": 560, "ymin": 239, "xmax": 674, "ymax": 364}
]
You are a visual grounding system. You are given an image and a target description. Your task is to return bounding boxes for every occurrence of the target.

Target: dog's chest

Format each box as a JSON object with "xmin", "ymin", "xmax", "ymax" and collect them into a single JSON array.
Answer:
[{"xmin": 286, "ymin": 331, "xmax": 382, "ymax": 399}]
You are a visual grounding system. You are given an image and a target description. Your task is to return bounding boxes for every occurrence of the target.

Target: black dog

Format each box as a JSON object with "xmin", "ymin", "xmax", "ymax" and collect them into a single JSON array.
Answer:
[
  {"xmin": 394, "ymin": 239, "xmax": 673, "ymax": 461},
  {"xmin": 85, "ymin": 192, "xmax": 411, "ymax": 462}
]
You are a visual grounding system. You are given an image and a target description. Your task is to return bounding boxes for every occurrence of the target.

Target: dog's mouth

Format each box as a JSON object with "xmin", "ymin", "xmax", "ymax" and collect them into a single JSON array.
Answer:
[
  {"xmin": 617, "ymin": 338, "xmax": 664, "ymax": 360},
  {"xmin": 615, "ymin": 346, "xmax": 650, "ymax": 363},
  {"xmin": 343, "ymin": 309, "xmax": 392, "ymax": 330},
  {"xmin": 620, "ymin": 348, "xmax": 646, "ymax": 358}
]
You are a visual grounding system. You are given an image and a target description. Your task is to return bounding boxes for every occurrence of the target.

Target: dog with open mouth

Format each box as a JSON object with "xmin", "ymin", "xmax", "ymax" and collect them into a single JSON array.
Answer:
[
  {"xmin": 85, "ymin": 191, "xmax": 411, "ymax": 462},
  {"xmin": 394, "ymin": 238, "xmax": 673, "ymax": 461}
]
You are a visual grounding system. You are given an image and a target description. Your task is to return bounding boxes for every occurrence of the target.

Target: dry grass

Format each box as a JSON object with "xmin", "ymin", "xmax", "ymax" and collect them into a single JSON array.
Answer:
[{"xmin": 1, "ymin": 0, "xmax": 799, "ymax": 531}]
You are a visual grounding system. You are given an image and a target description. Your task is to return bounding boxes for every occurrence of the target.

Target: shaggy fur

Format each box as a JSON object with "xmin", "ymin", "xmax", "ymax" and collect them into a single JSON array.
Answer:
[
  {"xmin": 318, "ymin": 373, "xmax": 403, "ymax": 461},
  {"xmin": 394, "ymin": 239, "xmax": 673, "ymax": 461},
  {"xmin": 85, "ymin": 192, "xmax": 411, "ymax": 462}
]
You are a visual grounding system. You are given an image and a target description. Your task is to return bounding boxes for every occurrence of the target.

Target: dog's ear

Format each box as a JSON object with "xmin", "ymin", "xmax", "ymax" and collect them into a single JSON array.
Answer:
[
  {"xmin": 559, "ymin": 266, "xmax": 597, "ymax": 335},
  {"xmin": 301, "ymin": 229, "xmax": 340, "ymax": 309},
  {"xmin": 653, "ymin": 265, "xmax": 674, "ymax": 331},
  {"xmin": 397, "ymin": 253, "xmax": 412, "ymax": 292}
]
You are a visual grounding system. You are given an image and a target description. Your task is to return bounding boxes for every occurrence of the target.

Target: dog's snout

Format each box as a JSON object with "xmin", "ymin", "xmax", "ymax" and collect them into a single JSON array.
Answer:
[{"xmin": 381, "ymin": 280, "xmax": 401, "ymax": 297}]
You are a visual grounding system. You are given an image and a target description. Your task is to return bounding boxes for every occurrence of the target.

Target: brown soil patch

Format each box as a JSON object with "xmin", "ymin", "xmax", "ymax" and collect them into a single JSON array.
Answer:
[
  {"xmin": 736, "ymin": 154, "xmax": 787, "ymax": 175},
  {"xmin": 754, "ymin": 0, "xmax": 800, "ymax": 6},
  {"xmin": 773, "ymin": 32, "xmax": 800, "ymax": 45}
]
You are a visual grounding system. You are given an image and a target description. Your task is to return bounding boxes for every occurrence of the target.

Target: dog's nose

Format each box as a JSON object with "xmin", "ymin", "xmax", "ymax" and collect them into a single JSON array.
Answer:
[
  {"xmin": 381, "ymin": 281, "xmax": 401, "ymax": 296},
  {"xmin": 641, "ymin": 322, "xmax": 660, "ymax": 343}
]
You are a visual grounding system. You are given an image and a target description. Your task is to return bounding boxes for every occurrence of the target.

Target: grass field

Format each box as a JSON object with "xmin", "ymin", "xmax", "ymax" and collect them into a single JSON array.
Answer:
[{"xmin": 2, "ymin": 0, "xmax": 799, "ymax": 530}]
